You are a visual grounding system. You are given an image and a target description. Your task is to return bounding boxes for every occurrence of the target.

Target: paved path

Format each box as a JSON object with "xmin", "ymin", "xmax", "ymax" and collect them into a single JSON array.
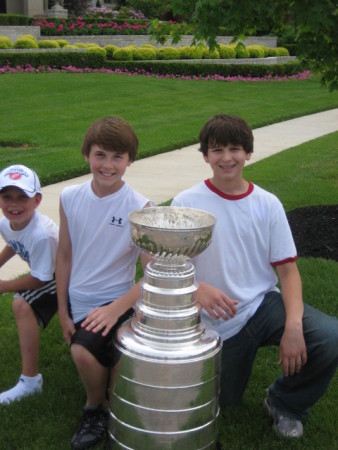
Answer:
[{"xmin": 1, "ymin": 109, "xmax": 337, "ymax": 279}]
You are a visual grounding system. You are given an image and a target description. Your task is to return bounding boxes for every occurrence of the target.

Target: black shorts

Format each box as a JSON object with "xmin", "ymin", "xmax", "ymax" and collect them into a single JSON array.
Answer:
[
  {"xmin": 15, "ymin": 277, "xmax": 58, "ymax": 328},
  {"xmin": 71, "ymin": 307, "xmax": 134, "ymax": 368}
]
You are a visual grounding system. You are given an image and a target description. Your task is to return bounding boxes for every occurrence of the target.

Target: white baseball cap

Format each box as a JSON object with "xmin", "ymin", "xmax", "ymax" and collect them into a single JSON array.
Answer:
[{"xmin": 0, "ymin": 165, "xmax": 42, "ymax": 198}]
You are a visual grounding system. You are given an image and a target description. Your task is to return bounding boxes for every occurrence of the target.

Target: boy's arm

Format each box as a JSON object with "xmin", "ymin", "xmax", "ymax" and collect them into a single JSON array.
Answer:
[
  {"xmin": 55, "ymin": 200, "xmax": 75, "ymax": 345},
  {"xmin": 82, "ymin": 252, "xmax": 152, "ymax": 336},
  {"xmin": 0, "ymin": 273, "xmax": 45, "ymax": 294},
  {"xmin": 276, "ymin": 261, "xmax": 307, "ymax": 377},
  {"xmin": 0, "ymin": 245, "xmax": 16, "ymax": 268},
  {"xmin": 0, "ymin": 245, "xmax": 46, "ymax": 293}
]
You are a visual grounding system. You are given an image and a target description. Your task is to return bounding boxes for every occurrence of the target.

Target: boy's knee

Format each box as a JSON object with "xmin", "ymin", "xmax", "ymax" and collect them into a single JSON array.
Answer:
[
  {"xmin": 12, "ymin": 297, "xmax": 31, "ymax": 318},
  {"xmin": 71, "ymin": 343, "xmax": 96, "ymax": 369}
]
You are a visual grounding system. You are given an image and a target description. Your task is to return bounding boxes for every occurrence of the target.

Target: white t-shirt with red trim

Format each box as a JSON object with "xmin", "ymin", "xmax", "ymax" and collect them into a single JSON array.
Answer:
[{"xmin": 172, "ymin": 180, "xmax": 297, "ymax": 340}]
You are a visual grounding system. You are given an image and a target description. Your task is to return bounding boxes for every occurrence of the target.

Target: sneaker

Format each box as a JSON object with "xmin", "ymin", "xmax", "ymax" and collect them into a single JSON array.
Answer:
[
  {"xmin": 263, "ymin": 397, "xmax": 303, "ymax": 438},
  {"xmin": 0, "ymin": 374, "xmax": 43, "ymax": 404},
  {"xmin": 71, "ymin": 405, "xmax": 109, "ymax": 449}
]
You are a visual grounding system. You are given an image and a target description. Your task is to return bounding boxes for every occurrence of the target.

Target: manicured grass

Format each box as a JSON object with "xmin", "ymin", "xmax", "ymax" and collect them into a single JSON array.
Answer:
[
  {"xmin": 0, "ymin": 72, "xmax": 337, "ymax": 185},
  {"xmin": 0, "ymin": 72, "xmax": 337, "ymax": 448},
  {"xmin": 243, "ymin": 131, "xmax": 338, "ymax": 210},
  {"xmin": 0, "ymin": 130, "xmax": 337, "ymax": 449}
]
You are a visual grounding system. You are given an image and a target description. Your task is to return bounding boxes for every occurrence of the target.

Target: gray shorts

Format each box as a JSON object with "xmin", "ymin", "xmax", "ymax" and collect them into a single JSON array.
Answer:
[{"xmin": 14, "ymin": 276, "xmax": 58, "ymax": 328}]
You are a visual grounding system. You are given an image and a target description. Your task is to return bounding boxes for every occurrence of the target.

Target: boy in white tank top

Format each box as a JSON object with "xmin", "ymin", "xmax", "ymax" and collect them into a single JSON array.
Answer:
[{"xmin": 56, "ymin": 117, "xmax": 152, "ymax": 449}]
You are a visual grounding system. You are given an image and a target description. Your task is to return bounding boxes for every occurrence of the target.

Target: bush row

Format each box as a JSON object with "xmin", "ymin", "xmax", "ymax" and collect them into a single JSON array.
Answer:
[
  {"xmin": 0, "ymin": 14, "xmax": 30, "ymax": 25},
  {"xmin": 0, "ymin": 50, "xmax": 303, "ymax": 78},
  {"xmin": 0, "ymin": 35, "xmax": 290, "ymax": 60}
]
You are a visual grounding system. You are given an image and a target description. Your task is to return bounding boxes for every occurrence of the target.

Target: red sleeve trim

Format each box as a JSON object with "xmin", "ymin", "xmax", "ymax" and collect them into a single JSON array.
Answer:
[{"xmin": 271, "ymin": 256, "xmax": 298, "ymax": 267}]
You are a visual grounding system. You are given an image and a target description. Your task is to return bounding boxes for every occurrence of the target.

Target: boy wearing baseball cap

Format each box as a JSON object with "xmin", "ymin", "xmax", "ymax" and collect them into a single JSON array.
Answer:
[{"xmin": 0, "ymin": 164, "xmax": 59, "ymax": 404}]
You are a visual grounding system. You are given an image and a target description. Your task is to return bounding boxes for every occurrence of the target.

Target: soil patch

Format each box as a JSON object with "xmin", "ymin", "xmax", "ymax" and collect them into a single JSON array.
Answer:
[
  {"xmin": 0, "ymin": 141, "xmax": 31, "ymax": 149},
  {"xmin": 287, "ymin": 205, "xmax": 337, "ymax": 261}
]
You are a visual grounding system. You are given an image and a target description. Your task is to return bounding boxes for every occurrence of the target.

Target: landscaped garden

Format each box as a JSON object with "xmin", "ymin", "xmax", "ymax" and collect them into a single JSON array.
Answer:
[
  {"xmin": 0, "ymin": 3, "xmax": 337, "ymax": 448},
  {"xmin": 0, "ymin": 67, "xmax": 337, "ymax": 449}
]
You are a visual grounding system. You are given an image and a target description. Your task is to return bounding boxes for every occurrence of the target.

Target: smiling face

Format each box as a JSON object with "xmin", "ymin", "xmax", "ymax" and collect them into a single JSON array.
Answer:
[
  {"xmin": 204, "ymin": 143, "xmax": 252, "ymax": 194},
  {"xmin": 0, "ymin": 187, "xmax": 41, "ymax": 230},
  {"xmin": 85, "ymin": 145, "xmax": 132, "ymax": 197}
]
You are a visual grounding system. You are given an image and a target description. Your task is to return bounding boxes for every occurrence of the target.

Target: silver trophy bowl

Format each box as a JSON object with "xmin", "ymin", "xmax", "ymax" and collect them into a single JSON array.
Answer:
[{"xmin": 128, "ymin": 206, "xmax": 216, "ymax": 261}]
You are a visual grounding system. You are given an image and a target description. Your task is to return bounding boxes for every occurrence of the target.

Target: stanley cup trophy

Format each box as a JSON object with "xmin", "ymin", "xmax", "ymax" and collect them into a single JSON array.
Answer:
[{"xmin": 109, "ymin": 206, "xmax": 222, "ymax": 449}]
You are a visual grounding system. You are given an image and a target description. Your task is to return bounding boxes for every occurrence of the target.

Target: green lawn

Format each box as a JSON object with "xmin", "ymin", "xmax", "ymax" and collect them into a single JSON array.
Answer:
[
  {"xmin": 0, "ymin": 72, "xmax": 337, "ymax": 449},
  {"xmin": 0, "ymin": 72, "xmax": 337, "ymax": 185}
]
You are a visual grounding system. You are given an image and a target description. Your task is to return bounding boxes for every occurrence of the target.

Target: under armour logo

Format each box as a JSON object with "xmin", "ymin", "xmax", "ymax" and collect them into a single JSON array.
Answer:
[{"xmin": 110, "ymin": 216, "xmax": 123, "ymax": 227}]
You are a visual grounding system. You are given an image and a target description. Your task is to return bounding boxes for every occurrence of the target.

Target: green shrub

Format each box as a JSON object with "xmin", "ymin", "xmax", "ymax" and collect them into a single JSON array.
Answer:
[
  {"xmin": 0, "ymin": 36, "xmax": 13, "ymax": 49},
  {"xmin": 56, "ymin": 39, "xmax": 69, "ymax": 48},
  {"xmin": 38, "ymin": 40, "xmax": 60, "ymax": 49},
  {"xmin": 87, "ymin": 46, "xmax": 106, "ymax": 57},
  {"xmin": 0, "ymin": 13, "xmax": 30, "ymax": 25},
  {"xmin": 133, "ymin": 46, "xmax": 157, "ymax": 60},
  {"xmin": 104, "ymin": 44, "xmax": 119, "ymax": 59},
  {"xmin": 235, "ymin": 43, "xmax": 250, "ymax": 58},
  {"xmin": 177, "ymin": 46, "xmax": 203, "ymax": 59},
  {"xmin": 264, "ymin": 47, "xmax": 278, "ymax": 57},
  {"xmin": 203, "ymin": 47, "xmax": 220, "ymax": 59},
  {"xmin": 218, "ymin": 44, "xmax": 236, "ymax": 59},
  {"xmin": 141, "ymin": 44, "xmax": 156, "ymax": 50},
  {"xmin": 112, "ymin": 47, "xmax": 133, "ymax": 61},
  {"xmin": 86, "ymin": 44, "xmax": 101, "ymax": 49},
  {"xmin": 277, "ymin": 24, "xmax": 297, "ymax": 49},
  {"xmin": 178, "ymin": 46, "xmax": 192, "ymax": 59},
  {"xmin": 14, "ymin": 37, "xmax": 39, "ymax": 49},
  {"xmin": 0, "ymin": 51, "xmax": 106, "ymax": 69},
  {"xmin": 275, "ymin": 47, "xmax": 290, "ymax": 56},
  {"xmin": 63, "ymin": 45, "xmax": 78, "ymax": 49},
  {"xmin": 20, "ymin": 34, "xmax": 38, "ymax": 43},
  {"xmin": 101, "ymin": 60, "xmax": 304, "ymax": 79},
  {"xmin": 157, "ymin": 47, "xmax": 180, "ymax": 60},
  {"xmin": 190, "ymin": 46, "xmax": 205, "ymax": 59},
  {"xmin": 247, "ymin": 45, "xmax": 265, "ymax": 58},
  {"xmin": 0, "ymin": 51, "xmax": 304, "ymax": 76},
  {"xmin": 74, "ymin": 43, "xmax": 89, "ymax": 48},
  {"xmin": 125, "ymin": 45, "xmax": 137, "ymax": 51}
]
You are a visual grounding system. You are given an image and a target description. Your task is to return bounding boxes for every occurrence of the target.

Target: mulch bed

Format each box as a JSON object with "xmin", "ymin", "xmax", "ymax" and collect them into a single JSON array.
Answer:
[{"xmin": 286, "ymin": 205, "xmax": 337, "ymax": 261}]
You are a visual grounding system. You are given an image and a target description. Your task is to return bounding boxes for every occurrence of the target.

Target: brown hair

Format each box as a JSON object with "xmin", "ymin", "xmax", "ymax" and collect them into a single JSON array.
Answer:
[
  {"xmin": 81, "ymin": 117, "xmax": 138, "ymax": 162},
  {"xmin": 199, "ymin": 114, "xmax": 254, "ymax": 156}
]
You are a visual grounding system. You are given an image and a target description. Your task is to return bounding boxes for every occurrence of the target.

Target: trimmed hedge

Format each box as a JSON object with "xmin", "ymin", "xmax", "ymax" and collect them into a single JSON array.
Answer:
[
  {"xmin": 0, "ymin": 51, "xmax": 105, "ymax": 69},
  {"xmin": 0, "ymin": 14, "xmax": 30, "ymax": 25},
  {"xmin": 102, "ymin": 60, "xmax": 304, "ymax": 78},
  {"xmin": 0, "ymin": 51, "xmax": 303, "ymax": 79}
]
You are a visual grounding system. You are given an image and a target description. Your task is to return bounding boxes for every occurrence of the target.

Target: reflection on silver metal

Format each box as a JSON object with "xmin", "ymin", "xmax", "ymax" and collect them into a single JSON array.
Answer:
[{"xmin": 109, "ymin": 207, "xmax": 222, "ymax": 449}]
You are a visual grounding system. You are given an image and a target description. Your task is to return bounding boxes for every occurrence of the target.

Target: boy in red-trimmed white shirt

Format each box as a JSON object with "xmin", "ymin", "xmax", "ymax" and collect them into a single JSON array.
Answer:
[{"xmin": 172, "ymin": 114, "xmax": 337, "ymax": 439}]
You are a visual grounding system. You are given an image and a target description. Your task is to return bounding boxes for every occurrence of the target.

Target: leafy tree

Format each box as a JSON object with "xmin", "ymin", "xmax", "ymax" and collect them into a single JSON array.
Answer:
[
  {"xmin": 151, "ymin": 0, "xmax": 337, "ymax": 90},
  {"xmin": 64, "ymin": 0, "xmax": 92, "ymax": 16},
  {"xmin": 126, "ymin": 0, "xmax": 172, "ymax": 19}
]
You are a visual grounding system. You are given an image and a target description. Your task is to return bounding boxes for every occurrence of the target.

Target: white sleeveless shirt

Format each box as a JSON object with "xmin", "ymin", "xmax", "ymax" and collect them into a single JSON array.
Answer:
[{"xmin": 61, "ymin": 181, "xmax": 149, "ymax": 323}]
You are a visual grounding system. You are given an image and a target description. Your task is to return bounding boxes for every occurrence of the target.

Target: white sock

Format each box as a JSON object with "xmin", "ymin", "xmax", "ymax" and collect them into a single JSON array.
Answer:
[{"xmin": 0, "ymin": 373, "xmax": 43, "ymax": 404}]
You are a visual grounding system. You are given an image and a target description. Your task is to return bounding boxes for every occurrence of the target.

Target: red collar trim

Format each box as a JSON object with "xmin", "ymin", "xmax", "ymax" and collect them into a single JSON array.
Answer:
[{"xmin": 204, "ymin": 179, "xmax": 254, "ymax": 200}]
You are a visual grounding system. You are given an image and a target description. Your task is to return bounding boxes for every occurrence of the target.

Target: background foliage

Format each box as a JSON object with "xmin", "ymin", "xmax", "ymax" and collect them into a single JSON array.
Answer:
[{"xmin": 163, "ymin": 0, "xmax": 337, "ymax": 91}]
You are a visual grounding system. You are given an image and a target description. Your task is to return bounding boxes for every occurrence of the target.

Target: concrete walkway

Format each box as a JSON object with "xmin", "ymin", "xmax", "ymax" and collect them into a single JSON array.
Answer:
[{"xmin": 1, "ymin": 109, "xmax": 337, "ymax": 280}]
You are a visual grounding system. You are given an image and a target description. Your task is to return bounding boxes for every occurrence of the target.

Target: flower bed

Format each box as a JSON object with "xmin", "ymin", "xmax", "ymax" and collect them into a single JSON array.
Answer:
[
  {"xmin": 32, "ymin": 17, "xmax": 149, "ymax": 36},
  {"xmin": 0, "ymin": 63, "xmax": 312, "ymax": 84}
]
